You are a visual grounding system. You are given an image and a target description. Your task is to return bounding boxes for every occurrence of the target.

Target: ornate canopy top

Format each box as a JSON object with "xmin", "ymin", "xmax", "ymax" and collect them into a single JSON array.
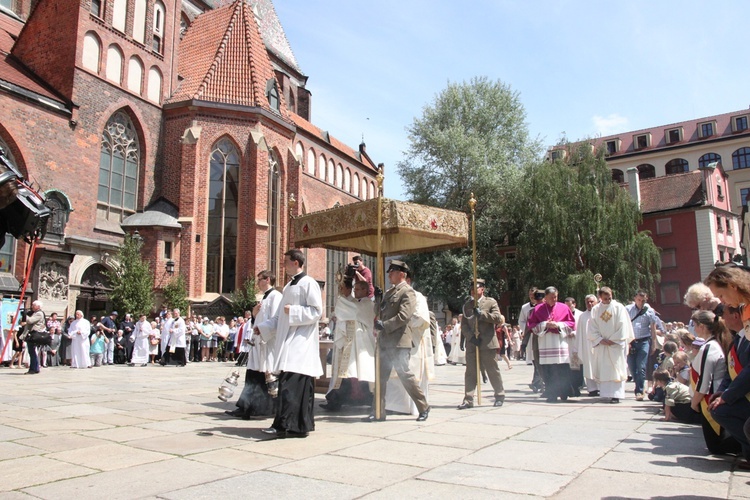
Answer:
[{"xmin": 292, "ymin": 197, "xmax": 468, "ymax": 257}]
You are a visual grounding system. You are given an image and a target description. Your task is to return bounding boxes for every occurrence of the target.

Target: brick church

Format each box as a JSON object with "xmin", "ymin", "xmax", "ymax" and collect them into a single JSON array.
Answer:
[{"xmin": 0, "ymin": 0, "xmax": 379, "ymax": 317}]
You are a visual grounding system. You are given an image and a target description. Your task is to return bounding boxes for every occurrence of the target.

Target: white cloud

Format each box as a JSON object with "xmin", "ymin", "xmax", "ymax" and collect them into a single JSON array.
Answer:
[{"xmin": 592, "ymin": 113, "xmax": 629, "ymax": 136}]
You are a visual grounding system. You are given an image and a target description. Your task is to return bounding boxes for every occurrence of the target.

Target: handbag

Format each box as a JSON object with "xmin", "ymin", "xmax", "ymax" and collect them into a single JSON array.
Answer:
[{"xmin": 29, "ymin": 329, "xmax": 52, "ymax": 346}]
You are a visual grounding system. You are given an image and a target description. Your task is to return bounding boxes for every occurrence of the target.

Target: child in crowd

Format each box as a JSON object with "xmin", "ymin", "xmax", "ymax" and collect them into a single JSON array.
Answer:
[
  {"xmin": 660, "ymin": 341, "xmax": 678, "ymax": 375},
  {"xmin": 653, "ymin": 369, "xmax": 699, "ymax": 423},
  {"xmin": 672, "ymin": 351, "xmax": 691, "ymax": 385},
  {"xmin": 90, "ymin": 330, "xmax": 107, "ymax": 367}
]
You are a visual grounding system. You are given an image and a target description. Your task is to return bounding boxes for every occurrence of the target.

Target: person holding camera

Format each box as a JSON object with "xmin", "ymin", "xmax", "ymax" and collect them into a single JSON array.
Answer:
[
  {"xmin": 20, "ymin": 300, "xmax": 46, "ymax": 374},
  {"xmin": 352, "ymin": 255, "xmax": 374, "ymax": 298},
  {"xmin": 90, "ymin": 328, "xmax": 107, "ymax": 367},
  {"xmin": 457, "ymin": 279, "xmax": 506, "ymax": 409}
]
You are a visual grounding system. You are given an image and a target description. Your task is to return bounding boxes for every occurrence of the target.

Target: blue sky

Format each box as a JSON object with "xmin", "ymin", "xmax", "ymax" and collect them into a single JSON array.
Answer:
[{"xmin": 274, "ymin": 1, "xmax": 750, "ymax": 200}]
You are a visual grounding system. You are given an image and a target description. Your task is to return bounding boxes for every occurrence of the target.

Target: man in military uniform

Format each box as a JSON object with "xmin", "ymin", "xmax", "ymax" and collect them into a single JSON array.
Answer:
[
  {"xmin": 458, "ymin": 279, "xmax": 506, "ymax": 408},
  {"xmin": 364, "ymin": 260, "xmax": 430, "ymax": 422}
]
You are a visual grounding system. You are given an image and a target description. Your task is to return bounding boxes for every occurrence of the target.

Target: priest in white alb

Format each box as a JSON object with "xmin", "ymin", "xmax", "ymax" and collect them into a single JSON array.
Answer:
[
  {"xmin": 572, "ymin": 294, "xmax": 599, "ymax": 396},
  {"xmin": 587, "ymin": 286, "xmax": 635, "ymax": 403},
  {"xmin": 322, "ymin": 279, "xmax": 376, "ymax": 411},
  {"xmin": 68, "ymin": 310, "xmax": 91, "ymax": 369},
  {"xmin": 129, "ymin": 313, "xmax": 151, "ymax": 366},
  {"xmin": 257, "ymin": 249, "xmax": 323, "ymax": 439}
]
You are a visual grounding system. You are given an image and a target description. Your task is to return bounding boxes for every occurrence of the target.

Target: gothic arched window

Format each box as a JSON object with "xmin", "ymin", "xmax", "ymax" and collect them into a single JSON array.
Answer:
[
  {"xmin": 268, "ymin": 150, "xmax": 281, "ymax": 277},
  {"xmin": 98, "ymin": 111, "xmax": 139, "ymax": 225},
  {"xmin": 206, "ymin": 139, "xmax": 239, "ymax": 294}
]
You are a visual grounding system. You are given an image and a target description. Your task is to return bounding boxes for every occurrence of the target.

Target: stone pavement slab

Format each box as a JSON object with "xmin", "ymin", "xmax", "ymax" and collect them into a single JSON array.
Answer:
[
  {"xmin": 419, "ymin": 461, "xmax": 573, "ymax": 496},
  {"xmin": 162, "ymin": 470, "xmax": 369, "ymax": 500},
  {"xmin": 2, "ymin": 359, "xmax": 749, "ymax": 499}
]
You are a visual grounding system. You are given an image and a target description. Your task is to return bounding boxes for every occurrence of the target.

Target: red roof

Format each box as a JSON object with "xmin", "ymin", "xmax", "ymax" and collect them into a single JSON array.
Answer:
[
  {"xmin": 633, "ymin": 170, "xmax": 704, "ymax": 214},
  {"xmin": 168, "ymin": 0, "xmax": 288, "ymax": 120},
  {"xmin": 0, "ymin": 12, "xmax": 66, "ymax": 106},
  {"xmin": 290, "ymin": 112, "xmax": 377, "ymax": 170}
]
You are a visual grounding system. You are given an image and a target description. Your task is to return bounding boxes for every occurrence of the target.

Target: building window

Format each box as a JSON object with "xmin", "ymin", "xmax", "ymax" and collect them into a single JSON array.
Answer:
[
  {"xmin": 717, "ymin": 182, "xmax": 724, "ymax": 200},
  {"xmin": 336, "ymin": 163, "xmax": 343, "ymax": 189},
  {"xmin": 660, "ymin": 283, "xmax": 681, "ymax": 305},
  {"xmin": 267, "ymin": 79, "xmax": 280, "ymax": 112},
  {"xmin": 700, "ymin": 122, "xmax": 715, "ymax": 138},
  {"xmin": 611, "ymin": 169, "xmax": 624, "ymax": 183},
  {"xmin": 605, "ymin": 140, "xmax": 618, "ymax": 155},
  {"xmin": 91, "ymin": 0, "xmax": 103, "ymax": 18},
  {"xmin": 734, "ymin": 116, "xmax": 749, "ymax": 133},
  {"xmin": 656, "ymin": 218, "xmax": 672, "ymax": 235},
  {"xmin": 268, "ymin": 150, "xmax": 281, "ymax": 278},
  {"xmin": 163, "ymin": 240, "xmax": 172, "ymax": 260},
  {"xmin": 732, "ymin": 148, "xmax": 750, "ymax": 170},
  {"xmin": 699, "ymin": 152, "xmax": 721, "ymax": 169},
  {"xmin": 727, "ymin": 217, "xmax": 733, "ymax": 234},
  {"xmin": 634, "ymin": 134, "xmax": 650, "ymax": 150},
  {"xmin": 98, "ymin": 111, "xmax": 139, "ymax": 224},
  {"xmin": 206, "ymin": 139, "xmax": 240, "ymax": 294},
  {"xmin": 508, "ymin": 278, "xmax": 517, "ymax": 291},
  {"xmin": 353, "ymin": 172, "xmax": 360, "ymax": 197},
  {"xmin": 0, "ymin": 236, "xmax": 14, "ymax": 273},
  {"xmin": 717, "ymin": 215, "xmax": 724, "ymax": 232},
  {"xmin": 549, "ymin": 149, "xmax": 566, "ymax": 161},
  {"xmin": 661, "ymin": 249, "xmax": 676, "ymax": 268},
  {"xmin": 318, "ymin": 154, "xmax": 326, "ymax": 181},
  {"xmin": 152, "ymin": 1, "xmax": 165, "ymax": 54},
  {"xmin": 666, "ymin": 128, "xmax": 682, "ymax": 144},
  {"xmin": 636, "ymin": 164, "xmax": 655, "ymax": 179},
  {"xmin": 742, "ymin": 187, "xmax": 750, "ymax": 208},
  {"xmin": 326, "ymin": 159, "xmax": 334, "ymax": 184},
  {"xmin": 665, "ymin": 158, "xmax": 689, "ymax": 175},
  {"xmin": 344, "ymin": 168, "xmax": 351, "ymax": 192}
]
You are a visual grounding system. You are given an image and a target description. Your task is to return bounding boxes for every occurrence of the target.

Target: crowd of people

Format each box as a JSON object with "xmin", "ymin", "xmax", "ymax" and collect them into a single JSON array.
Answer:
[
  {"xmin": 1, "ymin": 305, "xmax": 254, "ymax": 371},
  {"xmin": 7, "ymin": 252, "xmax": 750, "ymax": 460}
]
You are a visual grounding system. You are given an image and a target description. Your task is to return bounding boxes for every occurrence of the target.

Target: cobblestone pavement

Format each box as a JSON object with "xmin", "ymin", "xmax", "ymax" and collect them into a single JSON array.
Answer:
[{"xmin": 1, "ymin": 359, "xmax": 749, "ymax": 499}]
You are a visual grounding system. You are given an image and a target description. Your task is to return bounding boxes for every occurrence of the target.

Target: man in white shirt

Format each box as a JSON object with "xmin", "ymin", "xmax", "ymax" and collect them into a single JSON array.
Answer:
[{"xmin": 257, "ymin": 250, "xmax": 323, "ymax": 439}]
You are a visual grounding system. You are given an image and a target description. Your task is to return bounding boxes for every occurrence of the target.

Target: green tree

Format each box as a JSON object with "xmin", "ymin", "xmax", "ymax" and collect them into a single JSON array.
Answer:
[
  {"xmin": 397, "ymin": 76, "xmax": 542, "ymax": 308},
  {"xmin": 106, "ymin": 234, "xmax": 154, "ymax": 317},
  {"xmin": 228, "ymin": 277, "xmax": 258, "ymax": 317},
  {"xmin": 162, "ymin": 274, "xmax": 189, "ymax": 312},
  {"xmin": 510, "ymin": 143, "xmax": 661, "ymax": 301}
]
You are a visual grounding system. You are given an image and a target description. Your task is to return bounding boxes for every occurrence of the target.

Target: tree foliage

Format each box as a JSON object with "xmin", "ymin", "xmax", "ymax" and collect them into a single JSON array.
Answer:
[
  {"xmin": 162, "ymin": 274, "xmax": 189, "ymax": 313},
  {"xmin": 228, "ymin": 277, "xmax": 258, "ymax": 317},
  {"xmin": 105, "ymin": 234, "xmax": 154, "ymax": 317},
  {"xmin": 509, "ymin": 143, "xmax": 661, "ymax": 301},
  {"xmin": 397, "ymin": 76, "xmax": 542, "ymax": 309}
]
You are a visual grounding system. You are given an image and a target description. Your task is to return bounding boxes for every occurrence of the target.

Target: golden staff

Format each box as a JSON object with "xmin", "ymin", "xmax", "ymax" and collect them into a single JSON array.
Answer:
[
  {"xmin": 469, "ymin": 193, "xmax": 481, "ymax": 406},
  {"xmin": 287, "ymin": 193, "xmax": 296, "ymax": 249},
  {"xmin": 375, "ymin": 164, "xmax": 385, "ymax": 420}
]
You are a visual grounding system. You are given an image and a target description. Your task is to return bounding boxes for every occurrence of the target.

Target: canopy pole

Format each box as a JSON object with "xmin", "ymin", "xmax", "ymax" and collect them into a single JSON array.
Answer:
[
  {"xmin": 469, "ymin": 193, "xmax": 481, "ymax": 406},
  {"xmin": 375, "ymin": 164, "xmax": 385, "ymax": 420}
]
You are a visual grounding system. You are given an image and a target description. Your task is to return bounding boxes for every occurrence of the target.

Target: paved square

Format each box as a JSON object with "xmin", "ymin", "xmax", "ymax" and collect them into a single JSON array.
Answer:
[{"xmin": 0, "ymin": 360, "xmax": 744, "ymax": 498}]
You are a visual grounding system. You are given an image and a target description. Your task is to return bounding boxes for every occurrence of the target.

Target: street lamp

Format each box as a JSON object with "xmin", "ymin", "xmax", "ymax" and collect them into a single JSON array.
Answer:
[
  {"xmin": 165, "ymin": 260, "xmax": 175, "ymax": 275},
  {"xmin": 132, "ymin": 230, "xmax": 143, "ymax": 246}
]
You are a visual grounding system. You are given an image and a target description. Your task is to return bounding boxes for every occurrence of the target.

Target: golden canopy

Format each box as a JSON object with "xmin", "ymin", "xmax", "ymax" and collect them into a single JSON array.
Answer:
[{"xmin": 292, "ymin": 197, "xmax": 468, "ymax": 256}]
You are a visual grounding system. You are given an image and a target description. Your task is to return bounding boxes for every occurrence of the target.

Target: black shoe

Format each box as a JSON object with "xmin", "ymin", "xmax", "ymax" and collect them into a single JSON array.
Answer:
[
  {"xmin": 546, "ymin": 397, "xmax": 557, "ymax": 403},
  {"xmin": 261, "ymin": 427, "xmax": 280, "ymax": 435},
  {"xmin": 140, "ymin": 363, "xmax": 147, "ymax": 367},
  {"xmin": 416, "ymin": 408, "xmax": 430, "ymax": 422},
  {"xmin": 588, "ymin": 390, "xmax": 600, "ymax": 397},
  {"xmin": 225, "ymin": 409, "xmax": 243, "ymax": 418},
  {"xmin": 362, "ymin": 414, "xmax": 386, "ymax": 422},
  {"xmin": 457, "ymin": 402, "xmax": 473, "ymax": 410},
  {"xmin": 494, "ymin": 399, "xmax": 504, "ymax": 407},
  {"xmin": 319, "ymin": 402, "xmax": 341, "ymax": 412},
  {"xmin": 610, "ymin": 398, "xmax": 620, "ymax": 404},
  {"xmin": 285, "ymin": 430, "xmax": 309, "ymax": 438},
  {"xmin": 482, "ymin": 375, "xmax": 488, "ymax": 384}
]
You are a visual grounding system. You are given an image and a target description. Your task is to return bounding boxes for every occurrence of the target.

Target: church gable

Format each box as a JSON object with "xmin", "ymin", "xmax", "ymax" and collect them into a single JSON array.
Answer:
[{"xmin": 169, "ymin": 0, "xmax": 289, "ymax": 119}]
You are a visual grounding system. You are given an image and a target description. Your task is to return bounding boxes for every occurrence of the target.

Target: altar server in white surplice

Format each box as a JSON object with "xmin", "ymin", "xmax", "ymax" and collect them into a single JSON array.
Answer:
[
  {"xmin": 257, "ymin": 250, "xmax": 322, "ymax": 438},
  {"xmin": 588, "ymin": 287, "xmax": 634, "ymax": 403},
  {"xmin": 228, "ymin": 270, "xmax": 283, "ymax": 419},
  {"xmin": 322, "ymin": 279, "xmax": 376, "ymax": 411},
  {"xmin": 68, "ymin": 310, "xmax": 91, "ymax": 369},
  {"xmin": 386, "ymin": 272, "xmax": 434, "ymax": 416}
]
